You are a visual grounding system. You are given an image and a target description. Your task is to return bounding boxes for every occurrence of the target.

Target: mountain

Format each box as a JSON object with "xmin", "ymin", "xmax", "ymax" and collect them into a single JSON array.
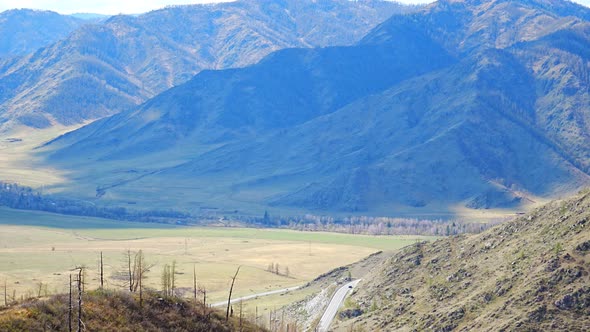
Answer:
[
  {"xmin": 0, "ymin": 9, "xmax": 84, "ymax": 58},
  {"xmin": 341, "ymin": 190, "xmax": 590, "ymax": 331},
  {"xmin": 42, "ymin": 0, "xmax": 590, "ymax": 217},
  {"xmin": 0, "ymin": 0, "xmax": 412, "ymax": 132}
]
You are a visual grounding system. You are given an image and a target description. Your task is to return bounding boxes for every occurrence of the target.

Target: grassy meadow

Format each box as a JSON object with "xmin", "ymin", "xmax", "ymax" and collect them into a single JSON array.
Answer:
[{"xmin": 0, "ymin": 207, "xmax": 428, "ymax": 309}]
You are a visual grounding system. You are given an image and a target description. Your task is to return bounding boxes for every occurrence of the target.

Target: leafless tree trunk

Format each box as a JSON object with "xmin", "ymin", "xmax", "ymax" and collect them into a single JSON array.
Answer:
[
  {"xmin": 100, "ymin": 252, "xmax": 104, "ymax": 289},
  {"xmin": 127, "ymin": 249, "xmax": 134, "ymax": 292},
  {"xmin": 77, "ymin": 267, "xmax": 84, "ymax": 332},
  {"xmin": 68, "ymin": 274, "xmax": 72, "ymax": 332},
  {"xmin": 171, "ymin": 261, "xmax": 176, "ymax": 297},
  {"xmin": 3, "ymin": 279, "xmax": 6, "ymax": 307},
  {"xmin": 161, "ymin": 264, "xmax": 170, "ymax": 296},
  {"xmin": 226, "ymin": 266, "xmax": 241, "ymax": 321},
  {"xmin": 203, "ymin": 288, "xmax": 206, "ymax": 307},
  {"xmin": 138, "ymin": 253, "xmax": 143, "ymax": 308},
  {"xmin": 193, "ymin": 265, "xmax": 197, "ymax": 303}
]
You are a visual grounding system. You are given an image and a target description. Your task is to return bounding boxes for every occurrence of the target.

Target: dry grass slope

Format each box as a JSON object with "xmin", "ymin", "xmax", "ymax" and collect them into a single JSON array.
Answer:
[
  {"xmin": 0, "ymin": 289, "xmax": 262, "ymax": 332},
  {"xmin": 343, "ymin": 191, "xmax": 590, "ymax": 331}
]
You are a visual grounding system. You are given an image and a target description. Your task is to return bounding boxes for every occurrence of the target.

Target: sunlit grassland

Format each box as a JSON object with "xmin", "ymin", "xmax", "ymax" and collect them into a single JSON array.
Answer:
[
  {"xmin": 0, "ymin": 126, "xmax": 82, "ymax": 189},
  {"xmin": 0, "ymin": 207, "xmax": 429, "ymax": 306}
]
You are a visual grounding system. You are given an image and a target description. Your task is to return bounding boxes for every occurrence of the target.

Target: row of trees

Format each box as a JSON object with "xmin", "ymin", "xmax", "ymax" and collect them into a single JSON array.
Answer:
[
  {"xmin": 0, "ymin": 182, "xmax": 504, "ymax": 237},
  {"xmin": 251, "ymin": 212, "xmax": 505, "ymax": 236},
  {"xmin": 0, "ymin": 182, "xmax": 190, "ymax": 224},
  {"xmin": 266, "ymin": 263, "xmax": 290, "ymax": 277}
]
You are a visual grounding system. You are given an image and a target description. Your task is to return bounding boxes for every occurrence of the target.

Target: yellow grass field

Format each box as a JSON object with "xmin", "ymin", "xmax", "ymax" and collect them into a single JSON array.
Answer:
[{"xmin": 0, "ymin": 208, "xmax": 429, "ymax": 307}]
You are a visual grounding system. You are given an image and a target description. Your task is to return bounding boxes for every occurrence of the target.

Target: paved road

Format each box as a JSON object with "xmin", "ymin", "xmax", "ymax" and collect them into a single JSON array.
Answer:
[
  {"xmin": 211, "ymin": 285, "xmax": 301, "ymax": 307},
  {"xmin": 317, "ymin": 279, "xmax": 361, "ymax": 332}
]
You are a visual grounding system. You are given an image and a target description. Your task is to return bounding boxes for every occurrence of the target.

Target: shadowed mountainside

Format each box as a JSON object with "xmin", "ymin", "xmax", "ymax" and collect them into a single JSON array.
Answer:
[{"xmin": 41, "ymin": 0, "xmax": 590, "ymax": 217}]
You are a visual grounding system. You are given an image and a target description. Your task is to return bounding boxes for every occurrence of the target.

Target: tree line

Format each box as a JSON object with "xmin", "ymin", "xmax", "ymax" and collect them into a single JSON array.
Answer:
[
  {"xmin": 0, "ymin": 181, "xmax": 504, "ymax": 236},
  {"xmin": 0, "ymin": 182, "xmax": 190, "ymax": 224},
  {"xmin": 247, "ymin": 212, "xmax": 505, "ymax": 236}
]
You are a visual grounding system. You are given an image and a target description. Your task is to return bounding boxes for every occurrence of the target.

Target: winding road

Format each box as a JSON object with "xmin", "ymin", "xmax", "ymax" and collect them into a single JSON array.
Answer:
[
  {"xmin": 317, "ymin": 279, "xmax": 361, "ymax": 332},
  {"xmin": 211, "ymin": 285, "xmax": 301, "ymax": 307}
]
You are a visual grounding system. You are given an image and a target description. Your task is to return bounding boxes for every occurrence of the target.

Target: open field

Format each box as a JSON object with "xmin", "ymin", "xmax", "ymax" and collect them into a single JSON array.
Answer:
[
  {"xmin": 0, "ymin": 208, "xmax": 429, "ymax": 309},
  {"xmin": 0, "ymin": 125, "xmax": 83, "ymax": 189}
]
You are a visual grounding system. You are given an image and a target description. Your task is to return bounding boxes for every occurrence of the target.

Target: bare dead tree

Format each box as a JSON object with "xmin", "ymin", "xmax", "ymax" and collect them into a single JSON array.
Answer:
[
  {"xmin": 161, "ymin": 264, "xmax": 170, "ymax": 296},
  {"xmin": 76, "ymin": 267, "xmax": 85, "ymax": 332},
  {"xmin": 138, "ymin": 253, "xmax": 143, "ymax": 308},
  {"xmin": 3, "ymin": 279, "xmax": 7, "ymax": 307},
  {"xmin": 160, "ymin": 260, "xmax": 176, "ymax": 297},
  {"xmin": 100, "ymin": 252, "xmax": 104, "ymax": 289},
  {"xmin": 127, "ymin": 249, "xmax": 134, "ymax": 292},
  {"xmin": 193, "ymin": 265, "xmax": 197, "ymax": 303},
  {"xmin": 226, "ymin": 266, "xmax": 241, "ymax": 321},
  {"xmin": 123, "ymin": 250, "xmax": 152, "ymax": 296},
  {"xmin": 134, "ymin": 250, "xmax": 152, "ymax": 307},
  {"xmin": 202, "ymin": 287, "xmax": 207, "ymax": 307},
  {"xmin": 171, "ymin": 261, "xmax": 176, "ymax": 297},
  {"xmin": 68, "ymin": 274, "xmax": 72, "ymax": 332}
]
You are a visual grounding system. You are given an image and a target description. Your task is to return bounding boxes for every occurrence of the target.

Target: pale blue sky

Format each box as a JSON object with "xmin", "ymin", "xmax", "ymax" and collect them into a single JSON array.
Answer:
[{"xmin": 0, "ymin": 0, "xmax": 588, "ymax": 15}]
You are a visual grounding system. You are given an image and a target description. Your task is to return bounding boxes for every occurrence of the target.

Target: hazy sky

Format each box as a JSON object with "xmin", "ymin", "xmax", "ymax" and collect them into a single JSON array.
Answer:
[
  {"xmin": 0, "ymin": 0, "xmax": 429, "ymax": 15},
  {"xmin": 0, "ymin": 0, "xmax": 588, "ymax": 14}
]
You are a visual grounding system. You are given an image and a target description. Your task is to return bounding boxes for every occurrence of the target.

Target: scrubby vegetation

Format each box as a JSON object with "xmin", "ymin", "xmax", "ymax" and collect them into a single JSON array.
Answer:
[
  {"xmin": 342, "ymin": 191, "xmax": 590, "ymax": 331},
  {"xmin": 0, "ymin": 289, "xmax": 262, "ymax": 331}
]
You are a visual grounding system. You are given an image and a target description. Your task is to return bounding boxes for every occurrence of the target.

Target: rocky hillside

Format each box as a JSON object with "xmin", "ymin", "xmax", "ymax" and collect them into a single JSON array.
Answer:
[
  {"xmin": 0, "ymin": 0, "xmax": 411, "ymax": 132},
  {"xmin": 0, "ymin": 289, "xmax": 261, "ymax": 331},
  {"xmin": 42, "ymin": 0, "xmax": 590, "ymax": 216},
  {"xmin": 341, "ymin": 191, "xmax": 590, "ymax": 331}
]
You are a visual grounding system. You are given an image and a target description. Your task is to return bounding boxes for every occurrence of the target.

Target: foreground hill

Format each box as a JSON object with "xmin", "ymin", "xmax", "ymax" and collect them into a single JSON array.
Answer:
[
  {"xmin": 0, "ymin": 289, "xmax": 260, "ymax": 331},
  {"xmin": 342, "ymin": 191, "xmax": 590, "ymax": 331},
  {"xmin": 43, "ymin": 0, "xmax": 590, "ymax": 216},
  {"xmin": 0, "ymin": 9, "xmax": 85, "ymax": 59},
  {"xmin": 0, "ymin": 0, "xmax": 410, "ymax": 132}
]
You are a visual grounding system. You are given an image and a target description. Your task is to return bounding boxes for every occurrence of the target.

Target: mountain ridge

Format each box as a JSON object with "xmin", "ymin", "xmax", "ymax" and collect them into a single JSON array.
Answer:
[
  {"xmin": 0, "ymin": 0, "xmax": 411, "ymax": 133},
  {"xmin": 36, "ymin": 0, "xmax": 590, "ymax": 216},
  {"xmin": 0, "ymin": 9, "xmax": 84, "ymax": 59}
]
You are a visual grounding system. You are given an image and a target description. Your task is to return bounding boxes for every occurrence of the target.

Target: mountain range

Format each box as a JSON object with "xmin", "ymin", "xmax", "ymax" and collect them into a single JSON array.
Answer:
[
  {"xmin": 0, "ymin": 9, "xmax": 86, "ymax": 59},
  {"xmin": 38, "ymin": 0, "xmax": 590, "ymax": 217},
  {"xmin": 0, "ymin": 0, "xmax": 411, "ymax": 132}
]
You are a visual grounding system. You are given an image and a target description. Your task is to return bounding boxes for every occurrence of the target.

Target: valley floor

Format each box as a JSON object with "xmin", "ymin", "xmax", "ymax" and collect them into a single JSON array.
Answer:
[{"xmin": 0, "ymin": 207, "xmax": 430, "ymax": 325}]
